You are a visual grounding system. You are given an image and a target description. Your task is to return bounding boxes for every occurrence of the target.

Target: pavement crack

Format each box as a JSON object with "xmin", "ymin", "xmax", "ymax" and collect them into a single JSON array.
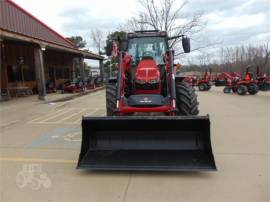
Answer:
[{"xmin": 122, "ymin": 172, "xmax": 132, "ymax": 202}]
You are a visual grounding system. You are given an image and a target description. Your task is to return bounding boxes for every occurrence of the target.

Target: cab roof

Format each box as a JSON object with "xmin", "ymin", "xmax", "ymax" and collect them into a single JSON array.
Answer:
[{"xmin": 127, "ymin": 30, "xmax": 168, "ymax": 38}]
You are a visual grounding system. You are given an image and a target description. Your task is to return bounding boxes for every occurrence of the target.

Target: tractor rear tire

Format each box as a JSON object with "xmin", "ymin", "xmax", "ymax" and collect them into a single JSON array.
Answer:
[
  {"xmin": 248, "ymin": 83, "xmax": 259, "ymax": 95},
  {"xmin": 106, "ymin": 84, "xmax": 117, "ymax": 116},
  {"xmin": 237, "ymin": 85, "xmax": 248, "ymax": 95},
  {"xmin": 176, "ymin": 81, "xmax": 199, "ymax": 115}
]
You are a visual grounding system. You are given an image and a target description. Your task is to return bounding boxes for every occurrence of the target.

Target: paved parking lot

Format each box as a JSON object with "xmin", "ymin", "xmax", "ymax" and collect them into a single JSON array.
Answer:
[{"xmin": 0, "ymin": 87, "xmax": 269, "ymax": 202}]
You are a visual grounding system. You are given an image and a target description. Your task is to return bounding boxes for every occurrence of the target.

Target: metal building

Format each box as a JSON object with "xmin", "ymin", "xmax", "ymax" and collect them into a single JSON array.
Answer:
[{"xmin": 0, "ymin": 0, "xmax": 104, "ymax": 100}]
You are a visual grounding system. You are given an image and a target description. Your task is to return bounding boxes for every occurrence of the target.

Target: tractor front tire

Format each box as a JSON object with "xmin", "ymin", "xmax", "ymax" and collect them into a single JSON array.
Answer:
[
  {"xmin": 176, "ymin": 81, "xmax": 199, "ymax": 115},
  {"xmin": 198, "ymin": 83, "xmax": 210, "ymax": 91},
  {"xmin": 223, "ymin": 87, "xmax": 231, "ymax": 93},
  {"xmin": 237, "ymin": 85, "xmax": 248, "ymax": 95},
  {"xmin": 198, "ymin": 83, "xmax": 206, "ymax": 91},
  {"xmin": 106, "ymin": 84, "xmax": 117, "ymax": 116},
  {"xmin": 259, "ymin": 82, "xmax": 270, "ymax": 91},
  {"xmin": 248, "ymin": 83, "xmax": 259, "ymax": 95}
]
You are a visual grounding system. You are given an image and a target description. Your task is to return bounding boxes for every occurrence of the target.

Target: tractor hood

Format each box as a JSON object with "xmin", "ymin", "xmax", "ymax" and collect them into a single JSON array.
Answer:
[{"xmin": 135, "ymin": 59, "xmax": 160, "ymax": 83}]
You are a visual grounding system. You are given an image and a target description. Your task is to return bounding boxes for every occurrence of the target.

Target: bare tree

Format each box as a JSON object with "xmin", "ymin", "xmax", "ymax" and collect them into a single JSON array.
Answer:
[
  {"xmin": 186, "ymin": 41, "xmax": 270, "ymax": 75},
  {"xmin": 120, "ymin": 0, "xmax": 208, "ymax": 55},
  {"xmin": 90, "ymin": 29, "xmax": 104, "ymax": 53},
  {"xmin": 263, "ymin": 41, "xmax": 270, "ymax": 71}
]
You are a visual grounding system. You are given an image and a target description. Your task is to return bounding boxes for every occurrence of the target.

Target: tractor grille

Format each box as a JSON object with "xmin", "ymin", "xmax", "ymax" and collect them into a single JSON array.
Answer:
[{"xmin": 135, "ymin": 83, "xmax": 159, "ymax": 90}]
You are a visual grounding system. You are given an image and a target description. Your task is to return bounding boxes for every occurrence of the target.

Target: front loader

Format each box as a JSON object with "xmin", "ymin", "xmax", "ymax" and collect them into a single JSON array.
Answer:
[{"xmin": 77, "ymin": 30, "xmax": 216, "ymax": 171}]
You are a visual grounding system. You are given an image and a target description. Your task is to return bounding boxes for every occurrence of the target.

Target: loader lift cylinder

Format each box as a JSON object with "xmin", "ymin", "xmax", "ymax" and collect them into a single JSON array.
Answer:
[
  {"xmin": 116, "ymin": 52, "xmax": 123, "ymax": 109},
  {"xmin": 169, "ymin": 50, "xmax": 176, "ymax": 108}
]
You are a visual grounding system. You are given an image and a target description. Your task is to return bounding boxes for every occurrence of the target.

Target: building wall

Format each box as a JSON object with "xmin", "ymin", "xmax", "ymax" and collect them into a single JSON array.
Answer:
[{"xmin": 1, "ymin": 40, "xmax": 76, "ymax": 95}]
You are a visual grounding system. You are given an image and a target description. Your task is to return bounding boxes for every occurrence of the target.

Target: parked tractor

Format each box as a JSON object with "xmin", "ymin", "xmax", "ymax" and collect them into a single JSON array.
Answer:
[
  {"xmin": 257, "ymin": 75, "xmax": 270, "ymax": 91},
  {"xmin": 77, "ymin": 30, "xmax": 216, "ymax": 171},
  {"xmin": 213, "ymin": 72, "xmax": 240, "ymax": 86},
  {"xmin": 183, "ymin": 75, "xmax": 198, "ymax": 87},
  {"xmin": 86, "ymin": 71, "xmax": 102, "ymax": 89},
  {"xmin": 223, "ymin": 68, "xmax": 259, "ymax": 95},
  {"xmin": 62, "ymin": 79, "xmax": 83, "ymax": 93},
  {"xmin": 197, "ymin": 70, "xmax": 212, "ymax": 91},
  {"xmin": 256, "ymin": 66, "xmax": 270, "ymax": 91}
]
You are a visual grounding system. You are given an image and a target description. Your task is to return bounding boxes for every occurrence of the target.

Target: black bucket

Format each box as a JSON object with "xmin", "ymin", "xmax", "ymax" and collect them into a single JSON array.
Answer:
[{"xmin": 77, "ymin": 116, "xmax": 216, "ymax": 171}]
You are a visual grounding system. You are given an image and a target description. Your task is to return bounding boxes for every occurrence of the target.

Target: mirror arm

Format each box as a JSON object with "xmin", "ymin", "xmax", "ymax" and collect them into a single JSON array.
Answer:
[{"xmin": 167, "ymin": 34, "xmax": 185, "ymax": 41}]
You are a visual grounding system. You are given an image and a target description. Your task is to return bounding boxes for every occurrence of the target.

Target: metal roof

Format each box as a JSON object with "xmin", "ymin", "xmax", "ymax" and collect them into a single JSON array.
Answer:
[
  {"xmin": 0, "ymin": 0, "xmax": 104, "ymax": 60},
  {"xmin": 0, "ymin": 0, "xmax": 75, "ymax": 48}
]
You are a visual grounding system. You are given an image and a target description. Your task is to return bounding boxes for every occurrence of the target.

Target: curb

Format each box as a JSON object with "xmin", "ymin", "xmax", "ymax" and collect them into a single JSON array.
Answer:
[{"xmin": 45, "ymin": 86, "xmax": 105, "ymax": 103}]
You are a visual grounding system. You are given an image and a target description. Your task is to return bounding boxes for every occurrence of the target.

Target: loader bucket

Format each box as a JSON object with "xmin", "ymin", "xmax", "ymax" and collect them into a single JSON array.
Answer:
[{"xmin": 77, "ymin": 116, "xmax": 216, "ymax": 171}]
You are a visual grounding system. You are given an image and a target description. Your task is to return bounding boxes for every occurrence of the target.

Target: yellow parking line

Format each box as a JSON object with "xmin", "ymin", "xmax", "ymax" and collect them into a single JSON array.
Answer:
[
  {"xmin": 74, "ymin": 108, "xmax": 99, "ymax": 123},
  {"xmin": 29, "ymin": 108, "xmax": 67, "ymax": 122},
  {"xmin": 55, "ymin": 109, "xmax": 87, "ymax": 123},
  {"xmin": 40, "ymin": 108, "xmax": 76, "ymax": 122},
  {"xmin": 0, "ymin": 157, "xmax": 76, "ymax": 164}
]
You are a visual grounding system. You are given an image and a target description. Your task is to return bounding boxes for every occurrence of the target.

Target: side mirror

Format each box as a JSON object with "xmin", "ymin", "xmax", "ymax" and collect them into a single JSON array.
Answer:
[
  {"xmin": 182, "ymin": 37, "xmax": 190, "ymax": 53},
  {"xmin": 105, "ymin": 40, "xmax": 113, "ymax": 56}
]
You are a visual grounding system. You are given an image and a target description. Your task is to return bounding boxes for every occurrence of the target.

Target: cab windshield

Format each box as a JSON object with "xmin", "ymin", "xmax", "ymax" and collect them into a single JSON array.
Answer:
[{"xmin": 127, "ymin": 37, "xmax": 167, "ymax": 65}]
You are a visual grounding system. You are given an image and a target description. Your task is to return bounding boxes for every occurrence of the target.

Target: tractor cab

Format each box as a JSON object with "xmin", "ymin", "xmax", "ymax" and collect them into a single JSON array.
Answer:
[{"xmin": 126, "ymin": 33, "xmax": 168, "ymax": 94}]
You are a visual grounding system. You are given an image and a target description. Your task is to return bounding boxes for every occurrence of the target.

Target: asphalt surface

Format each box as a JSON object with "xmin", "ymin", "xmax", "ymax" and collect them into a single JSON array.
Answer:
[{"xmin": 0, "ymin": 87, "xmax": 269, "ymax": 202}]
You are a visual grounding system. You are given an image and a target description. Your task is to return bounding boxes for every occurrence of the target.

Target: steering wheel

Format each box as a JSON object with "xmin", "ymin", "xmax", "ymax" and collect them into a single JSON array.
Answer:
[{"xmin": 143, "ymin": 51, "xmax": 154, "ymax": 58}]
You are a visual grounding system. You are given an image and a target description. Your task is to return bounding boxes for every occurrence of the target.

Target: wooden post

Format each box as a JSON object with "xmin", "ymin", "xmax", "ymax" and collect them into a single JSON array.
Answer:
[
  {"xmin": 34, "ymin": 46, "xmax": 46, "ymax": 100},
  {"xmin": 72, "ymin": 57, "xmax": 77, "ymax": 80},
  {"xmin": 99, "ymin": 59, "xmax": 104, "ymax": 83},
  {"xmin": 79, "ymin": 57, "xmax": 85, "ymax": 83}
]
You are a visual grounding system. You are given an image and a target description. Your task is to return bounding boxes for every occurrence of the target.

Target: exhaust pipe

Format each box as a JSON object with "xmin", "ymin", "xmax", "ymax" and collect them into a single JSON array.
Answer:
[{"xmin": 77, "ymin": 116, "xmax": 216, "ymax": 171}]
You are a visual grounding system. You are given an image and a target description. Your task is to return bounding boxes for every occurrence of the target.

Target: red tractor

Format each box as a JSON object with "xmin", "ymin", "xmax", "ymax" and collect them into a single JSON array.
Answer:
[
  {"xmin": 223, "ymin": 68, "xmax": 259, "ymax": 95},
  {"xmin": 256, "ymin": 66, "xmax": 270, "ymax": 91},
  {"xmin": 213, "ymin": 71, "xmax": 241, "ymax": 86},
  {"xmin": 197, "ymin": 70, "xmax": 212, "ymax": 91},
  {"xmin": 62, "ymin": 79, "xmax": 83, "ymax": 93},
  {"xmin": 183, "ymin": 75, "xmax": 198, "ymax": 87},
  {"xmin": 257, "ymin": 75, "xmax": 270, "ymax": 91},
  {"xmin": 77, "ymin": 30, "xmax": 216, "ymax": 171}
]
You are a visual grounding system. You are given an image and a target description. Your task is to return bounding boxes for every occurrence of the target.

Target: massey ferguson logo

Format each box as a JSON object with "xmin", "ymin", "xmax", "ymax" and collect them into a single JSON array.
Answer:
[{"xmin": 140, "ymin": 97, "xmax": 152, "ymax": 103}]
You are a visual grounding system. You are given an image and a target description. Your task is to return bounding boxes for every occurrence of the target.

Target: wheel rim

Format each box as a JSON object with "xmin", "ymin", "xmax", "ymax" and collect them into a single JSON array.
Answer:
[
  {"xmin": 199, "ymin": 85, "xmax": 204, "ymax": 90},
  {"xmin": 237, "ymin": 88, "xmax": 243, "ymax": 94}
]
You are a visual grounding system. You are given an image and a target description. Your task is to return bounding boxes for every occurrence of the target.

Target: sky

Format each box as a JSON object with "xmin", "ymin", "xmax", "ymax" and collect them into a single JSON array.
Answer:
[{"xmin": 12, "ymin": 0, "xmax": 270, "ymax": 65}]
